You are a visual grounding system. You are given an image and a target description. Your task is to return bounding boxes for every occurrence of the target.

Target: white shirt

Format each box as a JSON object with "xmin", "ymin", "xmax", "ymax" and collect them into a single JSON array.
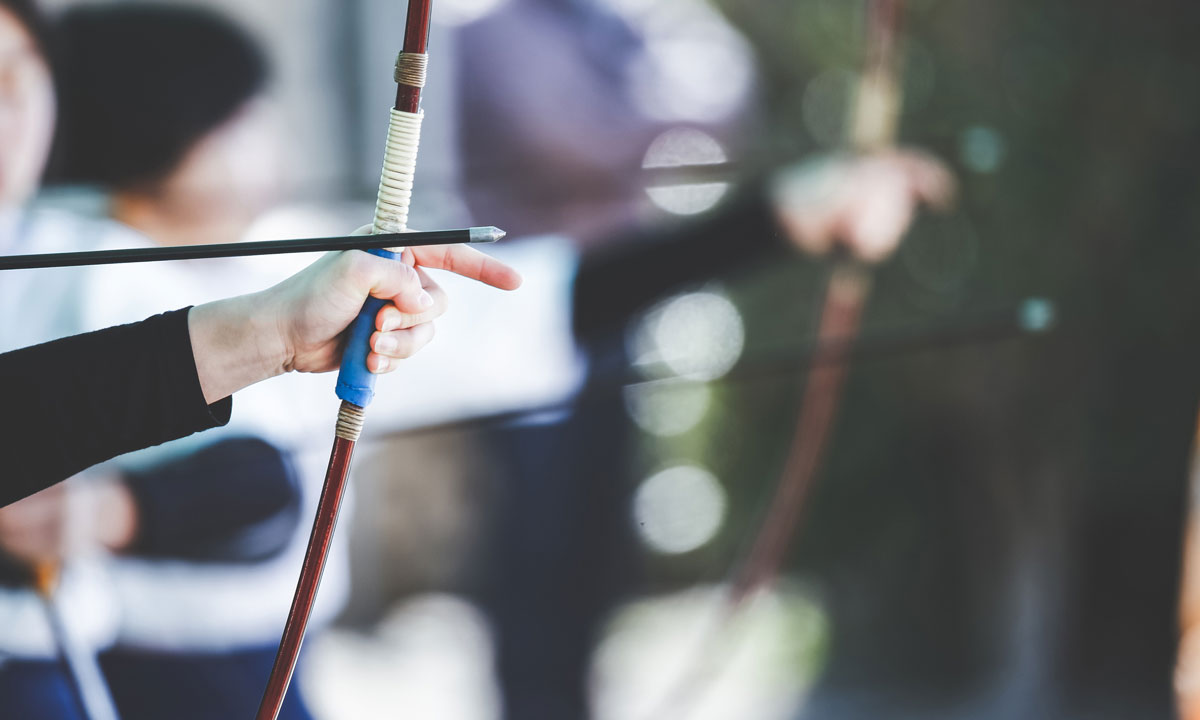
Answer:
[
  {"xmin": 0, "ymin": 194, "xmax": 586, "ymax": 656},
  {"xmin": 0, "ymin": 204, "xmax": 348, "ymax": 654}
]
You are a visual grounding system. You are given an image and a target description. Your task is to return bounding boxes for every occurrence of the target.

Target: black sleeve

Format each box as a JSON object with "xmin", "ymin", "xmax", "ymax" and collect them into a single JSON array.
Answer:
[
  {"xmin": 572, "ymin": 180, "xmax": 786, "ymax": 342},
  {"xmin": 122, "ymin": 437, "xmax": 302, "ymax": 562},
  {"xmin": 0, "ymin": 308, "xmax": 231, "ymax": 507}
]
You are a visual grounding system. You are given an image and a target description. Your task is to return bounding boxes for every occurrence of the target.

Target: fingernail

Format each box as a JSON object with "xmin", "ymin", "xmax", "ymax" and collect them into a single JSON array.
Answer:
[
  {"xmin": 418, "ymin": 291, "xmax": 434, "ymax": 308},
  {"xmin": 376, "ymin": 335, "xmax": 397, "ymax": 353},
  {"xmin": 374, "ymin": 356, "xmax": 390, "ymax": 373}
]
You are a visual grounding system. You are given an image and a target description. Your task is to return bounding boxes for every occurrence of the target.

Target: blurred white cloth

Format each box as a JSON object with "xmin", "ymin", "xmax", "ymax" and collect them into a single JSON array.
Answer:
[
  {"xmin": 87, "ymin": 225, "xmax": 587, "ymax": 651},
  {"xmin": 364, "ymin": 233, "xmax": 585, "ymax": 434},
  {"xmin": 0, "ymin": 196, "xmax": 584, "ymax": 656},
  {"xmin": 0, "ymin": 203, "xmax": 347, "ymax": 654},
  {"xmin": 0, "ymin": 207, "xmax": 122, "ymax": 661}
]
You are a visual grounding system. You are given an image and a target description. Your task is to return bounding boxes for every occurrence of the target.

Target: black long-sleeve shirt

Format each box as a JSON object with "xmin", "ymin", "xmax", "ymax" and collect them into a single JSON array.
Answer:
[
  {"xmin": 572, "ymin": 181, "xmax": 782, "ymax": 344},
  {"xmin": 0, "ymin": 307, "xmax": 231, "ymax": 507}
]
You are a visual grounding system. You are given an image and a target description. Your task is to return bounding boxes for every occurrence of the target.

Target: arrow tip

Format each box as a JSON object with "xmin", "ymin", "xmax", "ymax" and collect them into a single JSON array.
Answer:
[{"xmin": 469, "ymin": 226, "xmax": 506, "ymax": 244}]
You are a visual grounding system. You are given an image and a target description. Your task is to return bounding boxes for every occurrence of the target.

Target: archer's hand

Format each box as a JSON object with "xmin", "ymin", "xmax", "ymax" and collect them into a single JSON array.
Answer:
[
  {"xmin": 270, "ymin": 245, "xmax": 522, "ymax": 374},
  {"xmin": 190, "ymin": 244, "xmax": 522, "ymax": 403},
  {"xmin": 771, "ymin": 149, "xmax": 955, "ymax": 262},
  {"xmin": 0, "ymin": 485, "xmax": 68, "ymax": 565},
  {"xmin": 0, "ymin": 479, "xmax": 137, "ymax": 565}
]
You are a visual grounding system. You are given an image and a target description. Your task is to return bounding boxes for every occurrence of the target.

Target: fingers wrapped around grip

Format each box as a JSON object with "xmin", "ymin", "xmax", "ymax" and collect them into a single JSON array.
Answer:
[
  {"xmin": 344, "ymin": 250, "xmax": 433, "ymax": 315},
  {"xmin": 338, "ymin": 241, "xmax": 520, "ymax": 375},
  {"xmin": 366, "ymin": 264, "xmax": 445, "ymax": 374},
  {"xmin": 375, "ymin": 267, "xmax": 446, "ymax": 331},
  {"xmin": 368, "ymin": 321, "xmax": 436, "ymax": 373}
]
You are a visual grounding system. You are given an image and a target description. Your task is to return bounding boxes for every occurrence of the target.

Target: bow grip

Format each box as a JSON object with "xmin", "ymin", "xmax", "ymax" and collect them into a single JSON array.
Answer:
[{"xmin": 335, "ymin": 247, "xmax": 402, "ymax": 407}]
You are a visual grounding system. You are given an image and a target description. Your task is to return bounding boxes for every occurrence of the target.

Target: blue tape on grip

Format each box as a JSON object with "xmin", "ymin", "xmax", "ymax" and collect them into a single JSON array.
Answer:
[{"xmin": 335, "ymin": 247, "xmax": 403, "ymax": 407}]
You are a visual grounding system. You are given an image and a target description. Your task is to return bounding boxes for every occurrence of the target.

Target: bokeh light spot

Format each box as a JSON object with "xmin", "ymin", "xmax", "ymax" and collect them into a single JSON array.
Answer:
[
  {"xmin": 1019, "ymin": 298, "xmax": 1056, "ymax": 333},
  {"xmin": 590, "ymin": 582, "xmax": 829, "ymax": 720},
  {"xmin": 643, "ymin": 127, "xmax": 730, "ymax": 215},
  {"xmin": 899, "ymin": 216, "xmax": 979, "ymax": 296},
  {"xmin": 616, "ymin": 0, "xmax": 755, "ymax": 123},
  {"xmin": 959, "ymin": 125, "xmax": 1007, "ymax": 173},
  {"xmin": 624, "ymin": 382, "xmax": 711, "ymax": 437},
  {"xmin": 633, "ymin": 465, "xmax": 726, "ymax": 555},
  {"xmin": 629, "ymin": 290, "xmax": 745, "ymax": 381},
  {"xmin": 802, "ymin": 68, "xmax": 855, "ymax": 148},
  {"xmin": 433, "ymin": 0, "xmax": 507, "ymax": 26}
]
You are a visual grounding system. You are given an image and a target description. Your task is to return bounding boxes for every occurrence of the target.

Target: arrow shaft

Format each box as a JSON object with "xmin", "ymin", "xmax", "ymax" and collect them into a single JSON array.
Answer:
[{"xmin": 0, "ymin": 227, "xmax": 502, "ymax": 271}]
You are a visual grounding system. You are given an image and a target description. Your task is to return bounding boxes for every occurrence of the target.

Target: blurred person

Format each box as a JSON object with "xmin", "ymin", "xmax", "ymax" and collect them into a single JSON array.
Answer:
[
  {"xmin": 0, "ymin": 2, "xmax": 515, "ymax": 718},
  {"xmin": 0, "ymin": 4, "xmax": 324, "ymax": 719},
  {"xmin": 470, "ymin": 2, "xmax": 1200, "ymax": 720},
  {"xmin": 0, "ymin": 247, "xmax": 517, "ymax": 717},
  {"xmin": 0, "ymin": 1, "xmax": 120, "ymax": 712},
  {"xmin": 1178, "ymin": 438, "xmax": 1200, "ymax": 720},
  {"xmin": 447, "ymin": 1, "xmax": 953, "ymax": 718},
  {"xmin": 0, "ymin": 2, "xmax": 520, "ymax": 715},
  {"xmin": 47, "ymin": 2, "xmax": 280, "ymax": 249}
]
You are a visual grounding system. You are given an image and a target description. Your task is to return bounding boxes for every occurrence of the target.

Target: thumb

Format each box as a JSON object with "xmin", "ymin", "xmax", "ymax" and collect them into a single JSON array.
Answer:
[{"xmin": 348, "ymin": 251, "xmax": 433, "ymax": 315}]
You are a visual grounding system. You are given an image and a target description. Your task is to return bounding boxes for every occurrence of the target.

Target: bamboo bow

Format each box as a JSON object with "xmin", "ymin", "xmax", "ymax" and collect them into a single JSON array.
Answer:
[
  {"xmin": 254, "ymin": 1, "xmax": 436, "ymax": 717},
  {"xmin": 644, "ymin": 3, "xmax": 910, "ymax": 715},
  {"xmin": 732, "ymin": 0, "xmax": 907, "ymax": 606}
]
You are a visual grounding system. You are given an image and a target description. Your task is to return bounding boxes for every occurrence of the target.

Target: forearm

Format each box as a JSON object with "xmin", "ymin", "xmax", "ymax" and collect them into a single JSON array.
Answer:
[
  {"xmin": 573, "ymin": 179, "xmax": 784, "ymax": 340},
  {"xmin": 0, "ymin": 309, "xmax": 231, "ymax": 506},
  {"xmin": 188, "ymin": 291, "xmax": 290, "ymax": 404}
]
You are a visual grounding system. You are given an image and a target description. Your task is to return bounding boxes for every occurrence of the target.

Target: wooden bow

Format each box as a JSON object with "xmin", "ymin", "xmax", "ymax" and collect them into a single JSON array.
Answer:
[
  {"xmin": 645, "ymin": 3, "xmax": 909, "ymax": 715},
  {"xmin": 254, "ymin": 1, "xmax": 435, "ymax": 717},
  {"xmin": 732, "ymin": 0, "xmax": 907, "ymax": 604}
]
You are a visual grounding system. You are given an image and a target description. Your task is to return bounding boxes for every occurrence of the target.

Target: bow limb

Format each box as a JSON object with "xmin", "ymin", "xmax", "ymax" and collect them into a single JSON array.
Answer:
[
  {"xmin": 732, "ymin": 0, "xmax": 907, "ymax": 603},
  {"xmin": 254, "ymin": 2, "xmax": 435, "ymax": 718},
  {"xmin": 640, "ymin": 5, "xmax": 910, "ymax": 718}
]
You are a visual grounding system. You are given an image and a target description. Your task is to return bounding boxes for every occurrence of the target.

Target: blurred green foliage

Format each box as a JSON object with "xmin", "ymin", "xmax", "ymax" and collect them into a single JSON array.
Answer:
[{"xmin": 628, "ymin": 0, "xmax": 1200, "ymax": 698}]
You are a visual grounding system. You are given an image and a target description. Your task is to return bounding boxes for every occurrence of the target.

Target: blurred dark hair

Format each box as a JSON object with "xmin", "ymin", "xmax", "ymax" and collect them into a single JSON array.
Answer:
[
  {"xmin": 0, "ymin": 0, "xmax": 51, "ymax": 60},
  {"xmin": 47, "ymin": 3, "xmax": 268, "ymax": 190}
]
